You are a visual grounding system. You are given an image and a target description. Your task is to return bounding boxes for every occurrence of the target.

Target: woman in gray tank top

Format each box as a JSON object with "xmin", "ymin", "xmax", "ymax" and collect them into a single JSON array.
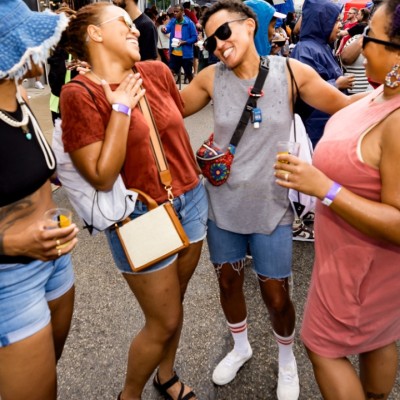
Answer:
[{"xmin": 181, "ymin": 1, "xmax": 364, "ymax": 398}]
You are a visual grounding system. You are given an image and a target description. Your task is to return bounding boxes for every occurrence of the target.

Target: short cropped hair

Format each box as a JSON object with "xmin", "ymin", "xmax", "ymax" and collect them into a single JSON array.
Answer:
[{"xmin": 201, "ymin": 0, "xmax": 258, "ymax": 35}]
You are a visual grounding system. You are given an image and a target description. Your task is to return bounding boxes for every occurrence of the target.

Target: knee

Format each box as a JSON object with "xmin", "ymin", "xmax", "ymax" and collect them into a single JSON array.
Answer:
[
  {"xmin": 148, "ymin": 313, "xmax": 182, "ymax": 343},
  {"xmin": 265, "ymin": 291, "xmax": 292, "ymax": 315},
  {"xmin": 219, "ymin": 275, "xmax": 237, "ymax": 293},
  {"xmin": 215, "ymin": 261, "xmax": 245, "ymax": 294}
]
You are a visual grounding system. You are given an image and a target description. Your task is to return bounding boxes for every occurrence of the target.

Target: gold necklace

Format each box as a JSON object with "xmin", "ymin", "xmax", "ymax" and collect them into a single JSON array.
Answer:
[{"xmin": 90, "ymin": 70, "xmax": 104, "ymax": 83}]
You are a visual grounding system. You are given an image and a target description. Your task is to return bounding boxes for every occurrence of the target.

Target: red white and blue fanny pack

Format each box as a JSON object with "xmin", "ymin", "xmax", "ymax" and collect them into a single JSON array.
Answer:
[{"xmin": 196, "ymin": 57, "xmax": 270, "ymax": 186}]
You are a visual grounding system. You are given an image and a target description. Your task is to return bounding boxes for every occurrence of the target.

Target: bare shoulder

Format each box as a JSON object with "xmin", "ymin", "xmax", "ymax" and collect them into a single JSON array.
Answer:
[
  {"xmin": 194, "ymin": 63, "xmax": 216, "ymax": 96},
  {"xmin": 286, "ymin": 58, "xmax": 317, "ymax": 86},
  {"xmin": 381, "ymin": 107, "xmax": 400, "ymax": 147},
  {"xmin": 180, "ymin": 63, "xmax": 216, "ymax": 116}
]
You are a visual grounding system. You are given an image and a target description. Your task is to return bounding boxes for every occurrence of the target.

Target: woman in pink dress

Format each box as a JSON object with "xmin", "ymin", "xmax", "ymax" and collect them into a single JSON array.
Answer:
[{"xmin": 275, "ymin": 1, "xmax": 400, "ymax": 399}]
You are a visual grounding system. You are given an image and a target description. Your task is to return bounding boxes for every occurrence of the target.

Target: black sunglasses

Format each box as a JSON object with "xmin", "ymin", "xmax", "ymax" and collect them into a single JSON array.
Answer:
[
  {"xmin": 204, "ymin": 18, "xmax": 247, "ymax": 53},
  {"xmin": 362, "ymin": 26, "xmax": 400, "ymax": 50}
]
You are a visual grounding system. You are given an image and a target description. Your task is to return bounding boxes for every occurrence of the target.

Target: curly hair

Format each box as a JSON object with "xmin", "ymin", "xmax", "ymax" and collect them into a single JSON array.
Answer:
[
  {"xmin": 60, "ymin": 2, "xmax": 111, "ymax": 62},
  {"xmin": 385, "ymin": 0, "xmax": 400, "ymax": 44},
  {"xmin": 201, "ymin": 0, "xmax": 258, "ymax": 35}
]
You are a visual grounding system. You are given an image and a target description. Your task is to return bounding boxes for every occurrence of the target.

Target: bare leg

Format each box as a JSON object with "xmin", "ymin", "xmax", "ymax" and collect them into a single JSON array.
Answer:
[
  {"xmin": 215, "ymin": 261, "xmax": 247, "ymax": 323},
  {"xmin": 0, "ymin": 325, "xmax": 57, "ymax": 400},
  {"xmin": 360, "ymin": 342, "xmax": 398, "ymax": 400},
  {"xmin": 0, "ymin": 285, "xmax": 74, "ymax": 400},
  {"xmin": 306, "ymin": 347, "xmax": 365, "ymax": 400},
  {"xmin": 158, "ymin": 242, "xmax": 203, "ymax": 374},
  {"xmin": 258, "ymin": 277, "xmax": 295, "ymax": 336},
  {"xmin": 121, "ymin": 241, "xmax": 202, "ymax": 400},
  {"xmin": 48, "ymin": 285, "xmax": 75, "ymax": 362}
]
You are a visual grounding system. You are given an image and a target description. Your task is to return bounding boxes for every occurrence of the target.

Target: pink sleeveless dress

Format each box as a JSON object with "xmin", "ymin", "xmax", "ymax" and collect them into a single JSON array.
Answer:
[{"xmin": 301, "ymin": 86, "xmax": 400, "ymax": 358}]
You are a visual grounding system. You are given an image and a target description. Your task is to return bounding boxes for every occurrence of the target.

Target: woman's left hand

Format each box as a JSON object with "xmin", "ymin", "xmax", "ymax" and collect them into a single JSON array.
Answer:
[{"xmin": 274, "ymin": 154, "xmax": 332, "ymax": 200}]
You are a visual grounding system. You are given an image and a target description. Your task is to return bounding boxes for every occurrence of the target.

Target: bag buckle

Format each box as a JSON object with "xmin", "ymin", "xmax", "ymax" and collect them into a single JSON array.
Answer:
[
  {"xmin": 165, "ymin": 185, "xmax": 174, "ymax": 204},
  {"xmin": 248, "ymin": 87, "xmax": 264, "ymax": 98}
]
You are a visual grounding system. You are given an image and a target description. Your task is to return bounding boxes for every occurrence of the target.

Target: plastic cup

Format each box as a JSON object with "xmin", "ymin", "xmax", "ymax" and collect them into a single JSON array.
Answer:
[
  {"xmin": 44, "ymin": 208, "xmax": 72, "ymax": 248},
  {"xmin": 276, "ymin": 141, "xmax": 300, "ymax": 174}
]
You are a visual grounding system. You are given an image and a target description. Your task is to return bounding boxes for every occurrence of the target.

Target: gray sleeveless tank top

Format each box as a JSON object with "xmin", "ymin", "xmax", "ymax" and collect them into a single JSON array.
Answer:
[{"xmin": 207, "ymin": 56, "xmax": 294, "ymax": 234}]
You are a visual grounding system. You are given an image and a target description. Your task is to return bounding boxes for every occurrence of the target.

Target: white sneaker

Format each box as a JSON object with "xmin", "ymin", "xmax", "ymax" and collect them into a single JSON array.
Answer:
[
  {"xmin": 34, "ymin": 81, "xmax": 45, "ymax": 89},
  {"xmin": 277, "ymin": 359, "xmax": 300, "ymax": 400},
  {"xmin": 212, "ymin": 344, "xmax": 253, "ymax": 385}
]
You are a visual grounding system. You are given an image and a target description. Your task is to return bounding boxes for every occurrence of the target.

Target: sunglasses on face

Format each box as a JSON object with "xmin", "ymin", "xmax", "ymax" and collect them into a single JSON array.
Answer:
[
  {"xmin": 362, "ymin": 26, "xmax": 400, "ymax": 50},
  {"xmin": 204, "ymin": 18, "xmax": 247, "ymax": 53},
  {"xmin": 97, "ymin": 14, "xmax": 136, "ymax": 31}
]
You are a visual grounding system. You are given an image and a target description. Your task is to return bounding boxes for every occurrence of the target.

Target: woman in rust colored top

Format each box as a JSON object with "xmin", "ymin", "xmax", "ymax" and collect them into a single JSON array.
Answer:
[{"xmin": 60, "ymin": 4, "xmax": 207, "ymax": 400}]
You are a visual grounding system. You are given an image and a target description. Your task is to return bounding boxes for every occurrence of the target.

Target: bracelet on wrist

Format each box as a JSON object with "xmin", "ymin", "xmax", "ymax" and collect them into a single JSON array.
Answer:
[
  {"xmin": 322, "ymin": 182, "xmax": 342, "ymax": 207},
  {"xmin": 112, "ymin": 103, "xmax": 131, "ymax": 117}
]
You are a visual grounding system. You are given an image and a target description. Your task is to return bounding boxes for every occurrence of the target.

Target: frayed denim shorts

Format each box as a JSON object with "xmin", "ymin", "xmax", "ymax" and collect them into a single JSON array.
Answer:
[
  {"xmin": 105, "ymin": 180, "xmax": 208, "ymax": 275},
  {"xmin": 0, "ymin": 254, "xmax": 74, "ymax": 347},
  {"xmin": 207, "ymin": 219, "xmax": 292, "ymax": 279}
]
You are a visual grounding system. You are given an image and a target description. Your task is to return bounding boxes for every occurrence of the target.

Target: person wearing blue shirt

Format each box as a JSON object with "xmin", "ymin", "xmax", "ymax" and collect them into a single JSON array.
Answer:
[
  {"xmin": 164, "ymin": 4, "xmax": 198, "ymax": 83},
  {"xmin": 244, "ymin": 0, "xmax": 286, "ymax": 56},
  {"xmin": 290, "ymin": 0, "xmax": 354, "ymax": 147}
]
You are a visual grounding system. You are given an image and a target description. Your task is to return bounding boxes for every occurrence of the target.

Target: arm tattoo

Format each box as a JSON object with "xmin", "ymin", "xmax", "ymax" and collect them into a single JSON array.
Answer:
[{"xmin": 0, "ymin": 198, "xmax": 33, "ymax": 255}]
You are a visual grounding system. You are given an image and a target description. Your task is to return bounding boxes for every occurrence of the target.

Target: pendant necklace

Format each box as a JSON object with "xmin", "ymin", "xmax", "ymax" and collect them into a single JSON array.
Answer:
[
  {"xmin": 0, "ymin": 99, "xmax": 32, "ymax": 140},
  {"xmin": 0, "ymin": 89, "xmax": 55, "ymax": 169}
]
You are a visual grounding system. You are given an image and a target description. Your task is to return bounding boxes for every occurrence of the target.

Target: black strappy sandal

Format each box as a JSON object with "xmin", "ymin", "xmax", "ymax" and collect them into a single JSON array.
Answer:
[{"xmin": 153, "ymin": 371, "xmax": 196, "ymax": 400}]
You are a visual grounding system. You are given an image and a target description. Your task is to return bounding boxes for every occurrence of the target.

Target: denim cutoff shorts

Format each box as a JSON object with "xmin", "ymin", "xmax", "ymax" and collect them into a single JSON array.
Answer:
[
  {"xmin": 207, "ymin": 219, "xmax": 293, "ymax": 279},
  {"xmin": 0, "ymin": 254, "xmax": 74, "ymax": 347},
  {"xmin": 105, "ymin": 181, "xmax": 208, "ymax": 275}
]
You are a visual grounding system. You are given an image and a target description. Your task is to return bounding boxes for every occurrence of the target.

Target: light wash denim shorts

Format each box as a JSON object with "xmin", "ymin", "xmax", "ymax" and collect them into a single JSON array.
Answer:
[
  {"xmin": 105, "ymin": 181, "xmax": 208, "ymax": 275},
  {"xmin": 0, "ymin": 254, "xmax": 74, "ymax": 347},
  {"xmin": 207, "ymin": 220, "xmax": 293, "ymax": 279}
]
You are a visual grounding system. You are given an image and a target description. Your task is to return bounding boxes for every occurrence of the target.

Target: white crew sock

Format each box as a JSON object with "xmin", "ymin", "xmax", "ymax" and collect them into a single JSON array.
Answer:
[
  {"xmin": 273, "ymin": 330, "xmax": 296, "ymax": 367},
  {"xmin": 228, "ymin": 319, "xmax": 250, "ymax": 355}
]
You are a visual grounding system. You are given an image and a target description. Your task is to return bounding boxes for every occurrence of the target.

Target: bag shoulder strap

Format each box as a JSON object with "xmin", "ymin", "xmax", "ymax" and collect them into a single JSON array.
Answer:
[
  {"xmin": 66, "ymin": 80, "xmax": 98, "ymax": 108},
  {"xmin": 230, "ymin": 56, "xmax": 270, "ymax": 147},
  {"xmin": 286, "ymin": 57, "xmax": 298, "ymax": 142},
  {"xmin": 137, "ymin": 94, "xmax": 173, "ymax": 192}
]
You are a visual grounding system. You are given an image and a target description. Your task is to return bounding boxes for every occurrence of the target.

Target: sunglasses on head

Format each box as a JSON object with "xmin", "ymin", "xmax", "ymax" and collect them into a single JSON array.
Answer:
[
  {"xmin": 97, "ymin": 14, "xmax": 136, "ymax": 31},
  {"xmin": 362, "ymin": 26, "xmax": 400, "ymax": 50},
  {"xmin": 204, "ymin": 18, "xmax": 247, "ymax": 53}
]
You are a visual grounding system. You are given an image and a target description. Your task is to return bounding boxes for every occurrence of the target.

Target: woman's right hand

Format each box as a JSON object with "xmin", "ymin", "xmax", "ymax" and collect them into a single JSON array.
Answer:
[
  {"xmin": 5, "ymin": 222, "xmax": 79, "ymax": 261},
  {"xmin": 101, "ymin": 73, "xmax": 146, "ymax": 110}
]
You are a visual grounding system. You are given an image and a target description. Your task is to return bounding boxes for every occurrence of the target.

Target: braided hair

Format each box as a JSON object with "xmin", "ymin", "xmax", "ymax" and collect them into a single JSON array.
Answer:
[{"xmin": 60, "ymin": 2, "xmax": 111, "ymax": 62}]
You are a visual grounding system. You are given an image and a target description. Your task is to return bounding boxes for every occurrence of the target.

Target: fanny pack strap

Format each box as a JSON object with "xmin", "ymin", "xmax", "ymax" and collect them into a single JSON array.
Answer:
[{"xmin": 230, "ymin": 56, "xmax": 270, "ymax": 147}]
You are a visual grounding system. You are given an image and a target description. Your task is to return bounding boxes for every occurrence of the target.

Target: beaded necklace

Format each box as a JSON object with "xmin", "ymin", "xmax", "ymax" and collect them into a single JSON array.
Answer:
[
  {"xmin": 0, "ymin": 90, "xmax": 55, "ymax": 170},
  {"xmin": 0, "ymin": 92, "xmax": 32, "ymax": 140}
]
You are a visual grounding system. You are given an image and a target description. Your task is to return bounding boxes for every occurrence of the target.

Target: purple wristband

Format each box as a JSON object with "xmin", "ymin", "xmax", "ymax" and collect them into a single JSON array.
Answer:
[
  {"xmin": 112, "ymin": 103, "xmax": 131, "ymax": 117},
  {"xmin": 322, "ymin": 182, "xmax": 342, "ymax": 207}
]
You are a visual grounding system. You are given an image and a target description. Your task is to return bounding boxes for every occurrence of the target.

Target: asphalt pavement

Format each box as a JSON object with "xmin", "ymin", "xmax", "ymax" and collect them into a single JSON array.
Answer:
[{"xmin": 27, "ymin": 84, "xmax": 400, "ymax": 400}]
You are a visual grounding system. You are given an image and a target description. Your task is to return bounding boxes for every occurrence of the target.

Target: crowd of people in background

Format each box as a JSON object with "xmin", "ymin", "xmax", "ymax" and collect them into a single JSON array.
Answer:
[{"xmin": 1, "ymin": 0, "xmax": 400, "ymax": 399}]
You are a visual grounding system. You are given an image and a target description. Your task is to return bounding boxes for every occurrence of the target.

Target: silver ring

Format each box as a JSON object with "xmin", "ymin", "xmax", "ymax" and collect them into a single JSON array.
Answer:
[
  {"xmin": 56, "ymin": 239, "xmax": 61, "ymax": 247},
  {"xmin": 285, "ymin": 173, "xmax": 290, "ymax": 182},
  {"xmin": 57, "ymin": 248, "xmax": 62, "ymax": 257}
]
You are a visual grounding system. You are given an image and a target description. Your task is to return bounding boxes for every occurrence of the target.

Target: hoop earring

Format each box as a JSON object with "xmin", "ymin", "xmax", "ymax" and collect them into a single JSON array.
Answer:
[{"xmin": 385, "ymin": 64, "xmax": 400, "ymax": 88}]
